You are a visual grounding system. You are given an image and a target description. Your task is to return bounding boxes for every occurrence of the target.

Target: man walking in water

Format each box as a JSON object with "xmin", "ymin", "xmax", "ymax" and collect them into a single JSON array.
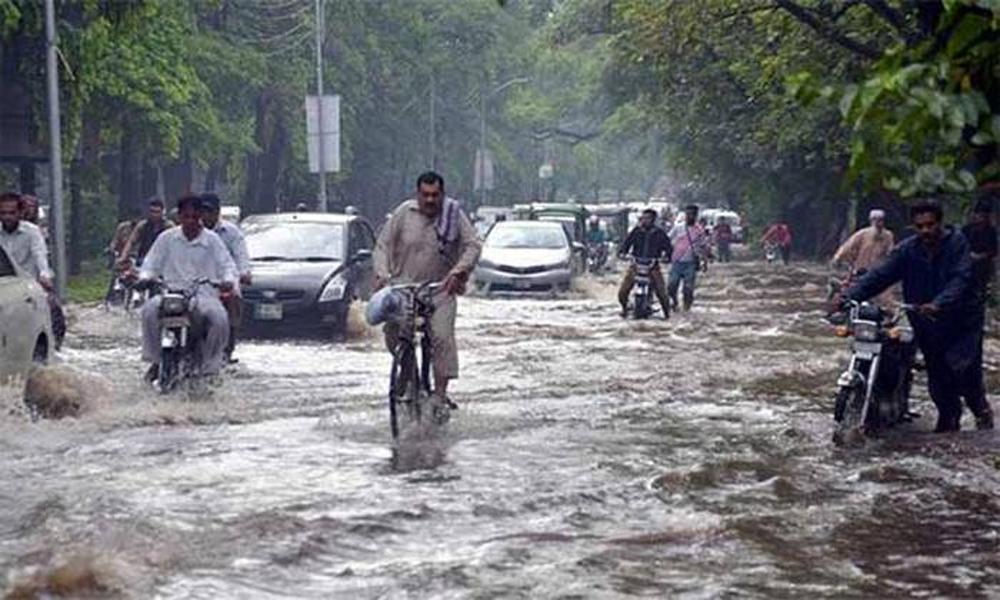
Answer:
[
  {"xmin": 667, "ymin": 204, "xmax": 710, "ymax": 311},
  {"xmin": 374, "ymin": 172, "xmax": 481, "ymax": 407},
  {"xmin": 832, "ymin": 209, "xmax": 895, "ymax": 273},
  {"xmin": 845, "ymin": 200, "xmax": 992, "ymax": 432}
]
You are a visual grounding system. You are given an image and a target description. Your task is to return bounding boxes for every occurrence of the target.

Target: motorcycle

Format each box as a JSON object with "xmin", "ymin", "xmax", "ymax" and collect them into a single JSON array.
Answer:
[
  {"xmin": 764, "ymin": 242, "xmax": 779, "ymax": 264},
  {"xmin": 630, "ymin": 257, "xmax": 657, "ymax": 319},
  {"xmin": 587, "ymin": 242, "xmax": 609, "ymax": 274},
  {"xmin": 829, "ymin": 299, "xmax": 918, "ymax": 445},
  {"xmin": 147, "ymin": 278, "xmax": 219, "ymax": 394}
]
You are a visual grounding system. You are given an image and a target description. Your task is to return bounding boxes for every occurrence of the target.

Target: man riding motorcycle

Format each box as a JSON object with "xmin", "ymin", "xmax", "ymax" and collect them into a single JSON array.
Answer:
[
  {"xmin": 136, "ymin": 195, "xmax": 237, "ymax": 382},
  {"xmin": 120, "ymin": 197, "xmax": 173, "ymax": 269},
  {"xmin": 618, "ymin": 208, "xmax": 673, "ymax": 319},
  {"xmin": 586, "ymin": 215, "xmax": 609, "ymax": 271}
]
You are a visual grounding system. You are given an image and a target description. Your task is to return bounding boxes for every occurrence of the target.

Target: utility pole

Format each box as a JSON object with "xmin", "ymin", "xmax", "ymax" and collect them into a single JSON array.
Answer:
[
  {"xmin": 479, "ymin": 84, "xmax": 487, "ymax": 207},
  {"xmin": 429, "ymin": 73, "xmax": 436, "ymax": 170},
  {"xmin": 44, "ymin": 0, "xmax": 66, "ymax": 296},
  {"xmin": 314, "ymin": 0, "xmax": 327, "ymax": 212}
]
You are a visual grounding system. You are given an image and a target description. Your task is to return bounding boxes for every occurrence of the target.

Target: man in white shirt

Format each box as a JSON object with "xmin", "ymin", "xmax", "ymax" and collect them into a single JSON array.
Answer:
[
  {"xmin": 199, "ymin": 192, "xmax": 251, "ymax": 362},
  {"xmin": 0, "ymin": 192, "xmax": 66, "ymax": 348},
  {"xmin": 138, "ymin": 195, "xmax": 237, "ymax": 380},
  {"xmin": 0, "ymin": 192, "xmax": 53, "ymax": 286}
]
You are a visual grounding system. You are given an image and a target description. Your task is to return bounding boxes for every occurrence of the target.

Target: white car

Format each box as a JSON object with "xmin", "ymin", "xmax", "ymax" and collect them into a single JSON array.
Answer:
[
  {"xmin": 0, "ymin": 246, "xmax": 53, "ymax": 383},
  {"xmin": 474, "ymin": 221, "xmax": 574, "ymax": 293}
]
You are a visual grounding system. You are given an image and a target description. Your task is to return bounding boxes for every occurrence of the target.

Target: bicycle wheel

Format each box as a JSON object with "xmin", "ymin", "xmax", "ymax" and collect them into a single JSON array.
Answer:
[{"xmin": 389, "ymin": 342, "xmax": 420, "ymax": 437}]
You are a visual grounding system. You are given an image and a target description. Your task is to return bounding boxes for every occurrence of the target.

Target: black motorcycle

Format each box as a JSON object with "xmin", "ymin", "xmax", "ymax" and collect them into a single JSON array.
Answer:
[
  {"xmin": 146, "ymin": 279, "xmax": 220, "ymax": 394},
  {"xmin": 587, "ymin": 242, "xmax": 609, "ymax": 274},
  {"xmin": 830, "ymin": 300, "xmax": 917, "ymax": 445},
  {"xmin": 630, "ymin": 257, "xmax": 657, "ymax": 320}
]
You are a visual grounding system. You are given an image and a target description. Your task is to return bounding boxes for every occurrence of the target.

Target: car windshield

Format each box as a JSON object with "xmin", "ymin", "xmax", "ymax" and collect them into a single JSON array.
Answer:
[
  {"xmin": 487, "ymin": 225, "xmax": 566, "ymax": 249},
  {"xmin": 244, "ymin": 222, "xmax": 345, "ymax": 261}
]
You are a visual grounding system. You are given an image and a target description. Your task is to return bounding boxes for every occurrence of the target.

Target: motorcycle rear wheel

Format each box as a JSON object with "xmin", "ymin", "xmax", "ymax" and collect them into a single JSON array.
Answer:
[{"xmin": 158, "ymin": 348, "xmax": 179, "ymax": 394}]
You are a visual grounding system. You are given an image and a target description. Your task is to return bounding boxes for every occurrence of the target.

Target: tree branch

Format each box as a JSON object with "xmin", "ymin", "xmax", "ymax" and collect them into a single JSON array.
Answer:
[{"xmin": 774, "ymin": 0, "xmax": 883, "ymax": 59}]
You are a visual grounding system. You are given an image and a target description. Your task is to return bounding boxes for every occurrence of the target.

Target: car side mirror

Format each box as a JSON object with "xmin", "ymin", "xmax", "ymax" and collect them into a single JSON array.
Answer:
[
  {"xmin": 352, "ymin": 249, "xmax": 372, "ymax": 263},
  {"xmin": 572, "ymin": 242, "xmax": 586, "ymax": 254}
]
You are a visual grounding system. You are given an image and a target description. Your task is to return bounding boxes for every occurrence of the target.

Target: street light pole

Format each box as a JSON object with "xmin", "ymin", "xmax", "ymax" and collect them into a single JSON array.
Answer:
[
  {"xmin": 44, "ymin": 0, "xmax": 66, "ymax": 296},
  {"xmin": 478, "ymin": 77, "xmax": 529, "ymax": 208},
  {"xmin": 479, "ymin": 85, "xmax": 487, "ymax": 207},
  {"xmin": 314, "ymin": 0, "xmax": 327, "ymax": 212}
]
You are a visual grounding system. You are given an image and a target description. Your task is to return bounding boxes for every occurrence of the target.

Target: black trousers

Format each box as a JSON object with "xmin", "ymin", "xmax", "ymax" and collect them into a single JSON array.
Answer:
[{"xmin": 923, "ymin": 330, "xmax": 990, "ymax": 426}]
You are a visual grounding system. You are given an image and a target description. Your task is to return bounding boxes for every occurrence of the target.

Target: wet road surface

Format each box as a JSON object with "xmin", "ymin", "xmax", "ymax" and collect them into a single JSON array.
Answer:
[{"xmin": 2, "ymin": 260, "xmax": 999, "ymax": 598}]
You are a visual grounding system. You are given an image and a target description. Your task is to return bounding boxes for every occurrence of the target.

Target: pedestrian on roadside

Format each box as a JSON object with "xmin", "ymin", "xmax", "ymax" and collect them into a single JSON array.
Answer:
[{"xmin": 714, "ymin": 217, "xmax": 734, "ymax": 263}]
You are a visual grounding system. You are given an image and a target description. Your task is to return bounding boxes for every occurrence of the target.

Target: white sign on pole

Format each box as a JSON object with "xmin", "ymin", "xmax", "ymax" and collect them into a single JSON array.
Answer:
[
  {"xmin": 474, "ymin": 149, "xmax": 495, "ymax": 191},
  {"xmin": 538, "ymin": 162, "xmax": 554, "ymax": 179},
  {"xmin": 305, "ymin": 95, "xmax": 341, "ymax": 173}
]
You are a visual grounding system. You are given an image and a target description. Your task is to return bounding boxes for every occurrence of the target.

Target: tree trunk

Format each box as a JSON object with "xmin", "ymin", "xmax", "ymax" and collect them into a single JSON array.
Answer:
[{"xmin": 118, "ymin": 128, "xmax": 141, "ymax": 220}]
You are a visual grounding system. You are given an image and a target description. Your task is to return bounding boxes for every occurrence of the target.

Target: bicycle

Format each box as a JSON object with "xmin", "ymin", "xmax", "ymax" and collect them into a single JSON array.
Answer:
[{"xmin": 386, "ymin": 281, "xmax": 447, "ymax": 438}]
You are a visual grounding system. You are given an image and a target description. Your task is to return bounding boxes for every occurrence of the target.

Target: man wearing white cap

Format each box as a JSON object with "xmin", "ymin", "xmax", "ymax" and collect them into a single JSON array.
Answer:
[{"xmin": 832, "ymin": 208, "xmax": 895, "ymax": 273}]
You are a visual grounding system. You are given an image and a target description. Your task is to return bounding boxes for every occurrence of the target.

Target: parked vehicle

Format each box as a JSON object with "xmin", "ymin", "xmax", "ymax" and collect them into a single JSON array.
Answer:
[
  {"xmin": 475, "ymin": 221, "xmax": 574, "ymax": 293},
  {"xmin": 701, "ymin": 209, "xmax": 745, "ymax": 243},
  {"xmin": 241, "ymin": 213, "xmax": 376, "ymax": 337},
  {"xmin": 0, "ymin": 247, "xmax": 52, "ymax": 384},
  {"xmin": 629, "ymin": 257, "xmax": 657, "ymax": 319},
  {"xmin": 512, "ymin": 203, "xmax": 588, "ymax": 272},
  {"xmin": 829, "ymin": 300, "xmax": 917, "ymax": 445}
]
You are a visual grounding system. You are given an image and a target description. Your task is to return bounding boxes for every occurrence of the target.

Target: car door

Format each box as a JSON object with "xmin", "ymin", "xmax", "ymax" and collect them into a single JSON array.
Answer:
[
  {"xmin": 349, "ymin": 220, "xmax": 376, "ymax": 300},
  {"xmin": 0, "ymin": 247, "xmax": 41, "ymax": 382}
]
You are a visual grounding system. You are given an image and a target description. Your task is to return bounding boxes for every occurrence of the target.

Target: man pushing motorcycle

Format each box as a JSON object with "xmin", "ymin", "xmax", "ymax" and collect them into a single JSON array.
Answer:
[
  {"xmin": 841, "ymin": 200, "xmax": 992, "ymax": 432},
  {"xmin": 134, "ymin": 195, "xmax": 237, "ymax": 383}
]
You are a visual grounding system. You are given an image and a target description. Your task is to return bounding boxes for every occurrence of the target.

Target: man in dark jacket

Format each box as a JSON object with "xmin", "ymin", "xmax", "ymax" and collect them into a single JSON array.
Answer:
[
  {"xmin": 846, "ymin": 200, "xmax": 992, "ymax": 432},
  {"xmin": 618, "ymin": 208, "xmax": 673, "ymax": 319}
]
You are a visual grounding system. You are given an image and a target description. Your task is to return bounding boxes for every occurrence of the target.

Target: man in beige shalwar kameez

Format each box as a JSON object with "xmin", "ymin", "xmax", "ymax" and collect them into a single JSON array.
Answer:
[{"xmin": 374, "ymin": 171, "xmax": 482, "ymax": 403}]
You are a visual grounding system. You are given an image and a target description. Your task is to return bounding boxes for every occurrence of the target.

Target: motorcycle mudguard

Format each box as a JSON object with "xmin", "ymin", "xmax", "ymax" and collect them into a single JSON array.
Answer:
[{"xmin": 837, "ymin": 369, "xmax": 865, "ymax": 388}]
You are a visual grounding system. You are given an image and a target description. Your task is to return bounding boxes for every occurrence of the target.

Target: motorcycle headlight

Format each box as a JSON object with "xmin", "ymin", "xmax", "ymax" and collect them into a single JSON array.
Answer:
[
  {"xmin": 319, "ymin": 274, "xmax": 348, "ymax": 302},
  {"xmin": 853, "ymin": 321, "xmax": 881, "ymax": 342}
]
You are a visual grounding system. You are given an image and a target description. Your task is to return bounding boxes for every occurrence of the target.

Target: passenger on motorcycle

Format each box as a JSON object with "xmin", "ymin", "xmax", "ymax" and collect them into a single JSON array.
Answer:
[
  {"xmin": 844, "ymin": 200, "xmax": 993, "ymax": 432},
  {"xmin": 136, "ymin": 195, "xmax": 237, "ymax": 382},
  {"xmin": 120, "ymin": 197, "xmax": 173, "ymax": 269},
  {"xmin": 618, "ymin": 208, "xmax": 672, "ymax": 319},
  {"xmin": 199, "ymin": 193, "xmax": 251, "ymax": 363}
]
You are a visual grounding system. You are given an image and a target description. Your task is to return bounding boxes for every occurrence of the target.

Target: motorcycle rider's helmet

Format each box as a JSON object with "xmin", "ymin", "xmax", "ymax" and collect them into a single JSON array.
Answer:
[{"xmin": 365, "ymin": 286, "xmax": 404, "ymax": 326}]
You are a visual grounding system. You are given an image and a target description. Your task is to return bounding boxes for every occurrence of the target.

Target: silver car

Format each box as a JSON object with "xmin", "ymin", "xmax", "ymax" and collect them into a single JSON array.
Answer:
[
  {"xmin": 474, "ymin": 221, "xmax": 574, "ymax": 293},
  {"xmin": 0, "ymin": 247, "xmax": 52, "ymax": 383}
]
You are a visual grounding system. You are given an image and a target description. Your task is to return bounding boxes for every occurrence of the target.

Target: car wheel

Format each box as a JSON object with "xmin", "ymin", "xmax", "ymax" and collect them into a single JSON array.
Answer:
[{"xmin": 32, "ymin": 335, "xmax": 49, "ymax": 364}]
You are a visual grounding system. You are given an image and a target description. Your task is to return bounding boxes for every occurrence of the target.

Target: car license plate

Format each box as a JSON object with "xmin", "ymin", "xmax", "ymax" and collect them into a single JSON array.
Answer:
[
  {"xmin": 255, "ymin": 302, "xmax": 283, "ymax": 320},
  {"xmin": 514, "ymin": 279, "xmax": 531, "ymax": 289}
]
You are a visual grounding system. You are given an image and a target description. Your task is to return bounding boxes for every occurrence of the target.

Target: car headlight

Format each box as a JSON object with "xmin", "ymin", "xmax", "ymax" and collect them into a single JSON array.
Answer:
[
  {"xmin": 853, "ymin": 321, "xmax": 881, "ymax": 342},
  {"xmin": 319, "ymin": 274, "xmax": 348, "ymax": 302},
  {"xmin": 477, "ymin": 259, "xmax": 498, "ymax": 270},
  {"xmin": 549, "ymin": 261, "xmax": 570, "ymax": 270}
]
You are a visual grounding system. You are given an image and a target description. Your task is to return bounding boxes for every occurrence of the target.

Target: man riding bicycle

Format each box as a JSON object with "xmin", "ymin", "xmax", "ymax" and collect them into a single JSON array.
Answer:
[{"xmin": 374, "ymin": 171, "xmax": 481, "ymax": 407}]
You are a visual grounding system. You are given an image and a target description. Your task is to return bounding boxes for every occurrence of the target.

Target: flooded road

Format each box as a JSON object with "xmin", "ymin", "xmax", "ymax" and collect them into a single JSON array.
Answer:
[{"xmin": 2, "ymin": 259, "xmax": 999, "ymax": 598}]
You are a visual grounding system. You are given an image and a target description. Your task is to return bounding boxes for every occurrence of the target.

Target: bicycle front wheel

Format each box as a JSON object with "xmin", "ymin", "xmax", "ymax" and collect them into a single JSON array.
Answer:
[{"xmin": 389, "ymin": 342, "xmax": 421, "ymax": 438}]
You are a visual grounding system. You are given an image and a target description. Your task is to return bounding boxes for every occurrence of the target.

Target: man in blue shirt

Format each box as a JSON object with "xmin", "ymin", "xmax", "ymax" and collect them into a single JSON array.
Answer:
[{"xmin": 846, "ymin": 200, "xmax": 992, "ymax": 432}]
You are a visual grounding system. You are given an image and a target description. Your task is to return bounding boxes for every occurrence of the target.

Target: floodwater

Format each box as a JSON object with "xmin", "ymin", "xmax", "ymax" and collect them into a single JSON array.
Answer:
[{"xmin": 2, "ymin": 259, "xmax": 998, "ymax": 598}]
